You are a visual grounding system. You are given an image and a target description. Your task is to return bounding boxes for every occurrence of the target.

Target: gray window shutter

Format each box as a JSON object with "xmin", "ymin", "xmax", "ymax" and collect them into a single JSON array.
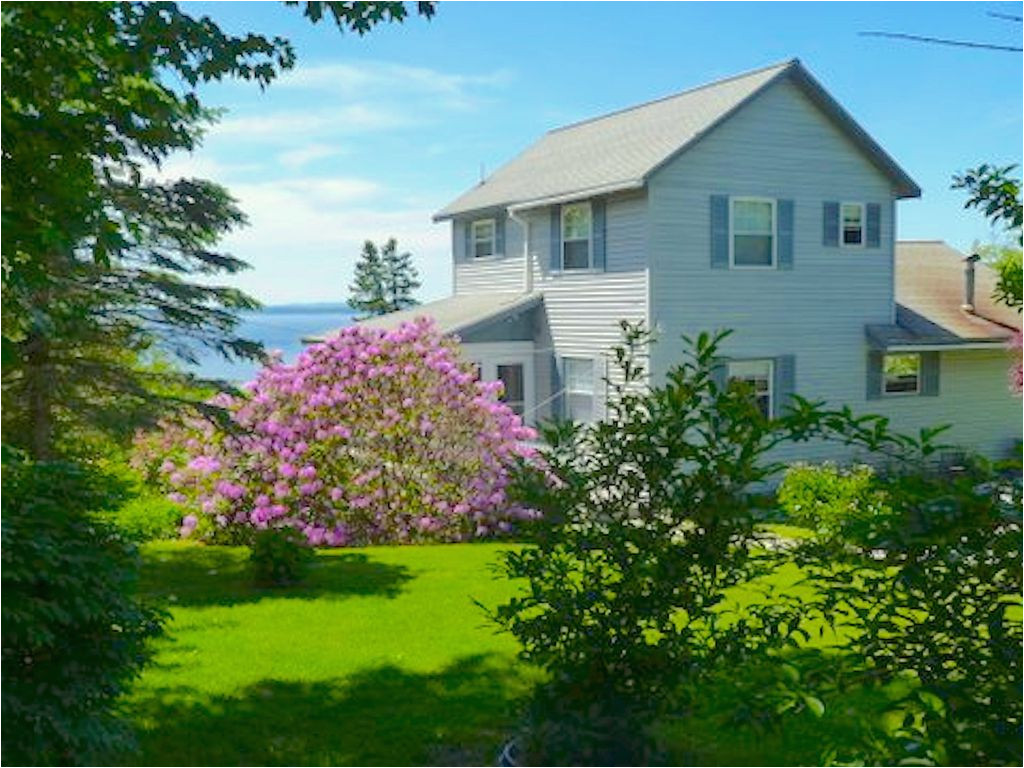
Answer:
[
  {"xmin": 592, "ymin": 198, "xmax": 607, "ymax": 270},
  {"xmin": 777, "ymin": 199, "xmax": 794, "ymax": 270},
  {"xmin": 549, "ymin": 206, "xmax": 561, "ymax": 272},
  {"xmin": 823, "ymin": 202, "xmax": 839, "ymax": 247},
  {"xmin": 463, "ymin": 219, "xmax": 472, "ymax": 260},
  {"xmin": 710, "ymin": 195, "xmax": 729, "ymax": 269},
  {"xmin": 495, "ymin": 213, "xmax": 506, "ymax": 256},
  {"xmin": 773, "ymin": 354, "xmax": 796, "ymax": 417},
  {"xmin": 865, "ymin": 203, "xmax": 881, "ymax": 249},
  {"xmin": 866, "ymin": 351, "xmax": 883, "ymax": 400},
  {"xmin": 711, "ymin": 357, "xmax": 729, "ymax": 393},
  {"xmin": 920, "ymin": 352, "xmax": 940, "ymax": 396},
  {"xmin": 550, "ymin": 354, "xmax": 563, "ymax": 419}
]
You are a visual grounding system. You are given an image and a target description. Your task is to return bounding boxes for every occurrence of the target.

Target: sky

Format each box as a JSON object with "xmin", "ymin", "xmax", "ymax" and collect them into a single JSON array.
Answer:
[{"xmin": 173, "ymin": 1, "xmax": 1024, "ymax": 305}]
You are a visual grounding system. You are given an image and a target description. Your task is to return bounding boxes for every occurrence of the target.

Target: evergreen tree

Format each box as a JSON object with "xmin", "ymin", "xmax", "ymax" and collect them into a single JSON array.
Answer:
[
  {"xmin": 348, "ymin": 240, "xmax": 389, "ymax": 318},
  {"xmin": 349, "ymin": 237, "xmax": 420, "ymax": 317},
  {"xmin": 380, "ymin": 237, "xmax": 421, "ymax": 312}
]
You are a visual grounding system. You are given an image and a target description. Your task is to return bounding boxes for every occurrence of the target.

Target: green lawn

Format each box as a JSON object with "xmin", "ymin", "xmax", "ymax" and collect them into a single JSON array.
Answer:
[{"xmin": 121, "ymin": 540, "xmax": 897, "ymax": 766}]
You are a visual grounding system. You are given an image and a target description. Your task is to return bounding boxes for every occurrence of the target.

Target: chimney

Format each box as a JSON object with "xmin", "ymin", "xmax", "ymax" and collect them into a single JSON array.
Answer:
[{"xmin": 962, "ymin": 253, "xmax": 981, "ymax": 312}]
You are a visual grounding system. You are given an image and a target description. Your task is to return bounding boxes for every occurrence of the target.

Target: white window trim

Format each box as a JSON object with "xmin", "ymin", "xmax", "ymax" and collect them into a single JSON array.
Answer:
[
  {"xmin": 882, "ymin": 353, "xmax": 921, "ymax": 396},
  {"xmin": 839, "ymin": 202, "xmax": 865, "ymax": 249},
  {"xmin": 560, "ymin": 202, "xmax": 593, "ymax": 271},
  {"xmin": 727, "ymin": 358, "xmax": 774, "ymax": 416},
  {"xmin": 729, "ymin": 197, "xmax": 777, "ymax": 270},
  {"xmin": 470, "ymin": 218, "xmax": 497, "ymax": 259}
]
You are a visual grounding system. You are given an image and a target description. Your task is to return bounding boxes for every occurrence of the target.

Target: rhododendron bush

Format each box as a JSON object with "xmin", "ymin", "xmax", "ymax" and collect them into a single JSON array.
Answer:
[{"xmin": 133, "ymin": 319, "xmax": 538, "ymax": 545}]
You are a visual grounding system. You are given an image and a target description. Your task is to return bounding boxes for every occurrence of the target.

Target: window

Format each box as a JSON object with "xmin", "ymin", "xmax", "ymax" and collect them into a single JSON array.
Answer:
[
  {"xmin": 731, "ymin": 198, "xmax": 775, "ymax": 267},
  {"xmin": 727, "ymin": 359, "xmax": 773, "ymax": 417},
  {"xmin": 561, "ymin": 203, "xmax": 592, "ymax": 270},
  {"xmin": 841, "ymin": 203, "xmax": 864, "ymax": 246},
  {"xmin": 469, "ymin": 361, "xmax": 482, "ymax": 381},
  {"xmin": 471, "ymin": 219, "xmax": 496, "ymax": 258},
  {"xmin": 563, "ymin": 357, "xmax": 595, "ymax": 423},
  {"xmin": 883, "ymin": 354, "xmax": 920, "ymax": 395},
  {"xmin": 497, "ymin": 363, "xmax": 525, "ymax": 416}
]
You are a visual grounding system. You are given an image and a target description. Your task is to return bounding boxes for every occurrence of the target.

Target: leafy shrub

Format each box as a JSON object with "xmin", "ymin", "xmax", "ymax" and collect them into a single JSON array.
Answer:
[
  {"xmin": 249, "ymin": 527, "xmax": 315, "ymax": 586},
  {"xmin": 776, "ymin": 462, "xmax": 889, "ymax": 536},
  {"xmin": 134, "ymin": 318, "xmax": 537, "ymax": 545},
  {"xmin": 95, "ymin": 493, "xmax": 184, "ymax": 543},
  {"xmin": 490, "ymin": 324, "xmax": 932, "ymax": 765},
  {"xmin": 1, "ymin": 448, "xmax": 164, "ymax": 765}
]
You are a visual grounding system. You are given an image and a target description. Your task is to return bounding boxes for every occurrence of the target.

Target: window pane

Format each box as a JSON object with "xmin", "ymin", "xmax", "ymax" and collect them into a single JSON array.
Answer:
[
  {"xmin": 842, "ymin": 204, "xmax": 863, "ymax": 245},
  {"xmin": 497, "ymin": 363, "xmax": 524, "ymax": 401},
  {"xmin": 733, "ymin": 200, "xmax": 773, "ymax": 233},
  {"xmin": 562, "ymin": 204, "xmax": 591, "ymax": 240},
  {"xmin": 474, "ymin": 239, "xmax": 493, "ymax": 258},
  {"xmin": 564, "ymin": 358, "xmax": 594, "ymax": 394},
  {"xmin": 884, "ymin": 354, "xmax": 919, "ymax": 393},
  {"xmin": 728, "ymin": 360, "xmax": 772, "ymax": 417},
  {"xmin": 733, "ymin": 234, "xmax": 773, "ymax": 266},
  {"xmin": 473, "ymin": 220, "xmax": 494, "ymax": 240},
  {"xmin": 563, "ymin": 240, "xmax": 590, "ymax": 269},
  {"xmin": 567, "ymin": 393, "xmax": 594, "ymax": 423}
]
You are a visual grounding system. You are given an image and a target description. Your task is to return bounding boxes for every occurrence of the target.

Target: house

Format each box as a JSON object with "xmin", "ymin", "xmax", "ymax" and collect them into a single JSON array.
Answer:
[{"xmin": 311, "ymin": 59, "xmax": 1021, "ymax": 460}]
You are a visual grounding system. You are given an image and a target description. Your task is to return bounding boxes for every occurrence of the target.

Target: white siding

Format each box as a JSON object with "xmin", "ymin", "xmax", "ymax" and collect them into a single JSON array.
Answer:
[
  {"xmin": 452, "ymin": 218, "xmax": 526, "ymax": 295},
  {"xmin": 526, "ymin": 192, "xmax": 649, "ymax": 420}
]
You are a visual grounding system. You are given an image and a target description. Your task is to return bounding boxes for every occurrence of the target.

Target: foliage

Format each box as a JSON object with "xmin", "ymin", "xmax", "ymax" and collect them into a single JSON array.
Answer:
[
  {"xmin": 348, "ymin": 237, "xmax": 421, "ymax": 318},
  {"xmin": 1, "ymin": 448, "xmax": 165, "ymax": 765},
  {"xmin": 489, "ymin": 322, "xmax": 935, "ymax": 765},
  {"xmin": 135, "ymin": 318, "xmax": 538, "ymax": 546},
  {"xmin": 994, "ymin": 248, "xmax": 1023, "ymax": 310},
  {"xmin": 776, "ymin": 462, "xmax": 890, "ymax": 537},
  {"xmin": 249, "ymin": 527, "xmax": 316, "ymax": 586},
  {"xmin": 795, "ymin": 460, "xmax": 1023, "ymax": 765},
  {"xmin": 1, "ymin": 1, "xmax": 434, "ymax": 458},
  {"xmin": 953, "ymin": 163, "xmax": 1023, "ymax": 244},
  {"xmin": 96, "ymin": 494, "xmax": 185, "ymax": 544}
]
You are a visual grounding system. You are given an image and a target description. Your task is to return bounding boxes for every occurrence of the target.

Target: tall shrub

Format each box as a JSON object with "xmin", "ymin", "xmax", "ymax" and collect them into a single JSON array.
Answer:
[
  {"xmin": 136, "ymin": 318, "xmax": 537, "ymax": 545},
  {"xmin": 490, "ymin": 323, "xmax": 933, "ymax": 764},
  {"xmin": 1, "ymin": 448, "xmax": 164, "ymax": 765}
]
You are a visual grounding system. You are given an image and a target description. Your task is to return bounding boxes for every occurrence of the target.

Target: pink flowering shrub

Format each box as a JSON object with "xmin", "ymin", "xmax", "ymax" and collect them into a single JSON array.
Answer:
[{"xmin": 133, "ymin": 318, "xmax": 538, "ymax": 545}]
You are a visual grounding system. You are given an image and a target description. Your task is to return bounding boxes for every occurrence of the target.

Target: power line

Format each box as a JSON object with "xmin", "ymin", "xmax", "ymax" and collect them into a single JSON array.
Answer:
[
  {"xmin": 859, "ymin": 30, "xmax": 1023, "ymax": 52},
  {"xmin": 987, "ymin": 11, "xmax": 1023, "ymax": 23}
]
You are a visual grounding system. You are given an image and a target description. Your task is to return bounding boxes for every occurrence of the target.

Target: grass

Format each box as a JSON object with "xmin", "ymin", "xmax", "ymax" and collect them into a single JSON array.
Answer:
[{"xmin": 121, "ymin": 539, "xmax": 898, "ymax": 766}]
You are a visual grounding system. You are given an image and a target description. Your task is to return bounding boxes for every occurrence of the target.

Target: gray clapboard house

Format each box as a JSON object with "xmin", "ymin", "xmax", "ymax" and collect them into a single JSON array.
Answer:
[{"xmin": 312, "ymin": 59, "xmax": 1021, "ymax": 460}]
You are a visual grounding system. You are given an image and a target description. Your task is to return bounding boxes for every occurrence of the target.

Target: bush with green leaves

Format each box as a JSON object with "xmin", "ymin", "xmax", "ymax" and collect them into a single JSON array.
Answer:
[
  {"xmin": 1, "ymin": 448, "xmax": 164, "ymax": 765},
  {"xmin": 490, "ymin": 323, "xmax": 932, "ymax": 765},
  {"xmin": 796, "ymin": 460, "xmax": 1023, "ymax": 766},
  {"xmin": 249, "ymin": 527, "xmax": 315, "ymax": 587},
  {"xmin": 776, "ymin": 462, "xmax": 890, "ymax": 537},
  {"xmin": 95, "ymin": 493, "xmax": 185, "ymax": 543}
]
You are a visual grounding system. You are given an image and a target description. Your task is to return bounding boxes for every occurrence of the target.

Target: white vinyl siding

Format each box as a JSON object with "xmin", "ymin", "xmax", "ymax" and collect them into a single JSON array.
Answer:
[{"xmin": 453, "ymin": 218, "xmax": 524, "ymax": 295}]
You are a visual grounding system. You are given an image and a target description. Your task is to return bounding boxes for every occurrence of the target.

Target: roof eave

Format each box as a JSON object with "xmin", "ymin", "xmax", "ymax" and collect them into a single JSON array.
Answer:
[{"xmin": 435, "ymin": 180, "xmax": 647, "ymax": 221}]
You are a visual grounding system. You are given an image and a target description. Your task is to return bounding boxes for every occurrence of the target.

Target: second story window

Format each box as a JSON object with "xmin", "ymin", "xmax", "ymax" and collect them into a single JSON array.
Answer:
[
  {"xmin": 561, "ymin": 202, "xmax": 592, "ymax": 270},
  {"xmin": 731, "ymin": 198, "xmax": 775, "ymax": 268},
  {"xmin": 841, "ymin": 203, "xmax": 864, "ymax": 246},
  {"xmin": 471, "ymin": 219, "xmax": 496, "ymax": 258}
]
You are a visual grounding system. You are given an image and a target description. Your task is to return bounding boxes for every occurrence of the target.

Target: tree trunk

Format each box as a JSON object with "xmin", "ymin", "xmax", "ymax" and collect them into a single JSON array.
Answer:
[{"xmin": 23, "ymin": 330, "xmax": 55, "ymax": 460}]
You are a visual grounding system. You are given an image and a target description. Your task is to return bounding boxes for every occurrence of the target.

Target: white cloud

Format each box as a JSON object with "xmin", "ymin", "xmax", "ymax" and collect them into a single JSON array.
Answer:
[
  {"xmin": 279, "ymin": 61, "xmax": 514, "ymax": 110},
  {"xmin": 215, "ymin": 176, "xmax": 450, "ymax": 304},
  {"xmin": 212, "ymin": 103, "xmax": 406, "ymax": 140},
  {"xmin": 277, "ymin": 143, "xmax": 346, "ymax": 170}
]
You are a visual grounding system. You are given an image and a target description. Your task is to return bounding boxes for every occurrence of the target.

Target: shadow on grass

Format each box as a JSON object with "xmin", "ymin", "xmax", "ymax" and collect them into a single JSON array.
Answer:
[
  {"xmin": 140, "ymin": 547, "xmax": 413, "ymax": 608},
  {"xmin": 120, "ymin": 654, "xmax": 529, "ymax": 766}
]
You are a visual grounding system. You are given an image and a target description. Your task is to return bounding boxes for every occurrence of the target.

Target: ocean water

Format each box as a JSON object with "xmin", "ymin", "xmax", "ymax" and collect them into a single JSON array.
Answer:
[{"xmin": 188, "ymin": 303, "xmax": 354, "ymax": 383}]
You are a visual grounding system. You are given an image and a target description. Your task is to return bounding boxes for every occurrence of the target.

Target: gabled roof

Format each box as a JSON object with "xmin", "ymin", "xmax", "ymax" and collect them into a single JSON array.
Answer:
[
  {"xmin": 867, "ymin": 241, "xmax": 1020, "ymax": 350},
  {"xmin": 302, "ymin": 292, "xmax": 541, "ymax": 343},
  {"xmin": 435, "ymin": 59, "xmax": 920, "ymax": 220}
]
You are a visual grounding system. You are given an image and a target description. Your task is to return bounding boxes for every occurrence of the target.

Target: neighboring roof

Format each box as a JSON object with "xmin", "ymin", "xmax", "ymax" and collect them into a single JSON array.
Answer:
[
  {"xmin": 302, "ymin": 292, "xmax": 541, "ymax": 343},
  {"xmin": 435, "ymin": 59, "xmax": 920, "ymax": 220},
  {"xmin": 867, "ymin": 241, "xmax": 1020, "ymax": 350}
]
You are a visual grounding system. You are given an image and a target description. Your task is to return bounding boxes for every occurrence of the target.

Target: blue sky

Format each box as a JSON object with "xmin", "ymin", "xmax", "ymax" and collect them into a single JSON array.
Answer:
[{"xmin": 174, "ymin": 1, "xmax": 1023, "ymax": 304}]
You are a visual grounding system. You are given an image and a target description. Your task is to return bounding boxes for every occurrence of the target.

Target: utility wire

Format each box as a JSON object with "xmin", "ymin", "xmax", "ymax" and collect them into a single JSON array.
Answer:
[
  {"xmin": 986, "ymin": 11, "xmax": 1023, "ymax": 23},
  {"xmin": 859, "ymin": 30, "xmax": 1023, "ymax": 52}
]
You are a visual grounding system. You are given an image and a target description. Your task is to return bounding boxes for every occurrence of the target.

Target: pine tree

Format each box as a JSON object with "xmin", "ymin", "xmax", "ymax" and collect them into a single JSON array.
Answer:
[
  {"xmin": 348, "ymin": 240, "xmax": 389, "ymax": 318},
  {"xmin": 380, "ymin": 237, "xmax": 421, "ymax": 312}
]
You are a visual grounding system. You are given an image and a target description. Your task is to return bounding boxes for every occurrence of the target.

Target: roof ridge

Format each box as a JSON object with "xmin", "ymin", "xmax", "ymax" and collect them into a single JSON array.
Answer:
[{"xmin": 547, "ymin": 58, "xmax": 799, "ymax": 135}]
